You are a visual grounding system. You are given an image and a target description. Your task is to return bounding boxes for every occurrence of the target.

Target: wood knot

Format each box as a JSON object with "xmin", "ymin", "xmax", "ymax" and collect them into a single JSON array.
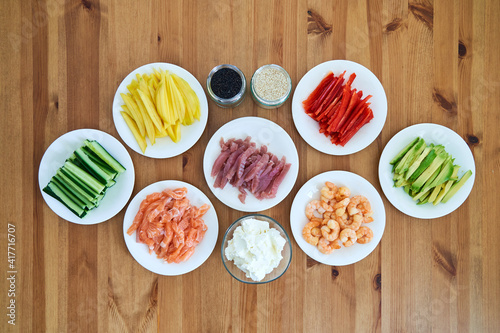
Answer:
[
  {"xmin": 458, "ymin": 41, "xmax": 467, "ymax": 58},
  {"xmin": 384, "ymin": 18, "xmax": 404, "ymax": 33},
  {"xmin": 432, "ymin": 243, "xmax": 456, "ymax": 276},
  {"xmin": 307, "ymin": 9, "xmax": 332, "ymax": 36},
  {"xmin": 466, "ymin": 134, "xmax": 479, "ymax": 146},
  {"xmin": 81, "ymin": 0, "xmax": 93, "ymax": 11},
  {"xmin": 409, "ymin": 2, "xmax": 433, "ymax": 30},
  {"xmin": 182, "ymin": 156, "xmax": 188, "ymax": 168},
  {"xmin": 331, "ymin": 268, "xmax": 339, "ymax": 280},
  {"xmin": 306, "ymin": 256, "xmax": 319, "ymax": 268},
  {"xmin": 432, "ymin": 89, "xmax": 457, "ymax": 114},
  {"xmin": 373, "ymin": 273, "xmax": 381, "ymax": 290},
  {"xmin": 157, "ymin": 34, "xmax": 161, "ymax": 42}
]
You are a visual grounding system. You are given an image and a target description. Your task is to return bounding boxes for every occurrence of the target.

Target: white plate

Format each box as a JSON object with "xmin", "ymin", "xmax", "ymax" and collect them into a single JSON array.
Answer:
[
  {"xmin": 38, "ymin": 129, "xmax": 135, "ymax": 224},
  {"xmin": 123, "ymin": 180, "xmax": 218, "ymax": 276},
  {"xmin": 378, "ymin": 123, "xmax": 476, "ymax": 219},
  {"xmin": 290, "ymin": 171, "xmax": 386, "ymax": 266},
  {"xmin": 203, "ymin": 117, "xmax": 299, "ymax": 212},
  {"xmin": 291, "ymin": 60, "xmax": 387, "ymax": 155},
  {"xmin": 112, "ymin": 62, "xmax": 209, "ymax": 158}
]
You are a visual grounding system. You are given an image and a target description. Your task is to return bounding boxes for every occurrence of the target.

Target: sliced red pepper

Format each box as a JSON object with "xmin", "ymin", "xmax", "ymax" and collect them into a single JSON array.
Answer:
[
  {"xmin": 334, "ymin": 88, "xmax": 360, "ymax": 133},
  {"xmin": 339, "ymin": 109, "xmax": 374, "ymax": 146},
  {"xmin": 343, "ymin": 99, "xmax": 371, "ymax": 134},
  {"xmin": 327, "ymin": 85, "xmax": 352, "ymax": 132},
  {"xmin": 318, "ymin": 97, "xmax": 341, "ymax": 122},
  {"xmin": 303, "ymin": 72, "xmax": 333, "ymax": 110},
  {"xmin": 312, "ymin": 77, "xmax": 339, "ymax": 116}
]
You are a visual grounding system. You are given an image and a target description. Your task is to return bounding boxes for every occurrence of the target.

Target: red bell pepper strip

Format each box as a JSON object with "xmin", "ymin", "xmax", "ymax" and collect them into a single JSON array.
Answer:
[
  {"xmin": 334, "ymin": 88, "xmax": 360, "ymax": 133},
  {"xmin": 303, "ymin": 72, "xmax": 333, "ymax": 110},
  {"xmin": 312, "ymin": 77, "xmax": 339, "ymax": 116},
  {"xmin": 343, "ymin": 99, "xmax": 372, "ymax": 134},
  {"xmin": 339, "ymin": 109, "xmax": 373, "ymax": 146},
  {"xmin": 327, "ymin": 85, "xmax": 352, "ymax": 132}
]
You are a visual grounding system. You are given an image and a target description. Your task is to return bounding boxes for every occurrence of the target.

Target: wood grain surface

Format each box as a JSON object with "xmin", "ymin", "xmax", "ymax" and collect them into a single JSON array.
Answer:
[{"xmin": 1, "ymin": 0, "xmax": 499, "ymax": 332}]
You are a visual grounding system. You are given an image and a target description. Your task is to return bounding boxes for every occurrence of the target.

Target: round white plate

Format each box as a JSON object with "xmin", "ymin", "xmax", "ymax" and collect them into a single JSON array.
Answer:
[
  {"xmin": 112, "ymin": 62, "xmax": 209, "ymax": 158},
  {"xmin": 292, "ymin": 60, "xmax": 387, "ymax": 155},
  {"xmin": 123, "ymin": 180, "xmax": 218, "ymax": 276},
  {"xmin": 378, "ymin": 123, "xmax": 476, "ymax": 219},
  {"xmin": 38, "ymin": 129, "xmax": 135, "ymax": 224},
  {"xmin": 290, "ymin": 171, "xmax": 385, "ymax": 266},
  {"xmin": 203, "ymin": 117, "xmax": 299, "ymax": 212}
]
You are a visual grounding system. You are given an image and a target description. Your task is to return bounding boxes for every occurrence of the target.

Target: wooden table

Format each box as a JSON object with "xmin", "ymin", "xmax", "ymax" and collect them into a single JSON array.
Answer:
[{"xmin": 2, "ymin": 0, "xmax": 499, "ymax": 332}]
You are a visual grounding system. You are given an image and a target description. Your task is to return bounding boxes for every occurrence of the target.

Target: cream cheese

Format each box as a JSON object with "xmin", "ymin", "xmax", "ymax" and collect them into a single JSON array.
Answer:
[{"xmin": 225, "ymin": 218, "xmax": 286, "ymax": 281}]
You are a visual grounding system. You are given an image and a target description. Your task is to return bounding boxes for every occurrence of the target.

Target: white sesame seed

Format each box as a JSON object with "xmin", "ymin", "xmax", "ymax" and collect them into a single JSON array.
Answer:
[{"xmin": 253, "ymin": 67, "xmax": 290, "ymax": 101}]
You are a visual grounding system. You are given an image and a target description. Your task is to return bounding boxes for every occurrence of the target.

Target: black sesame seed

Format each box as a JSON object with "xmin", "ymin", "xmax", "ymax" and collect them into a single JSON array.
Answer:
[{"xmin": 210, "ymin": 68, "xmax": 242, "ymax": 99}]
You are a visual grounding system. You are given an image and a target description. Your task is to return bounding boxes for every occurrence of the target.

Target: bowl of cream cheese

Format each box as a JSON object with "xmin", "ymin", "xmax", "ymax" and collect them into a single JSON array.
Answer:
[{"xmin": 221, "ymin": 214, "xmax": 292, "ymax": 284}]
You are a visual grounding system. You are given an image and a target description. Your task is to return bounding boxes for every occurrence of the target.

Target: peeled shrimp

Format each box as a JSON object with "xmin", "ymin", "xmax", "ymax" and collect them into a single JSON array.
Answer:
[
  {"xmin": 333, "ymin": 198, "xmax": 350, "ymax": 216},
  {"xmin": 305, "ymin": 200, "xmax": 325, "ymax": 220},
  {"xmin": 347, "ymin": 195, "xmax": 372, "ymax": 216},
  {"xmin": 320, "ymin": 181, "xmax": 337, "ymax": 201},
  {"xmin": 317, "ymin": 237, "xmax": 337, "ymax": 254},
  {"xmin": 339, "ymin": 229, "xmax": 357, "ymax": 247},
  {"xmin": 335, "ymin": 186, "xmax": 351, "ymax": 201},
  {"xmin": 356, "ymin": 226, "xmax": 373, "ymax": 244},
  {"xmin": 320, "ymin": 219, "xmax": 340, "ymax": 241},
  {"xmin": 302, "ymin": 220, "xmax": 321, "ymax": 246},
  {"xmin": 338, "ymin": 213, "xmax": 362, "ymax": 231}
]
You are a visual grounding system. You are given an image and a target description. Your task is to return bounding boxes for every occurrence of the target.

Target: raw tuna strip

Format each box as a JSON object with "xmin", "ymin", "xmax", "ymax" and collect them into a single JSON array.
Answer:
[
  {"xmin": 244, "ymin": 153, "xmax": 269, "ymax": 182},
  {"xmin": 250, "ymin": 158, "xmax": 274, "ymax": 193},
  {"xmin": 211, "ymin": 150, "xmax": 232, "ymax": 177},
  {"xmin": 213, "ymin": 168, "xmax": 228, "ymax": 189},
  {"xmin": 254, "ymin": 156, "xmax": 286, "ymax": 196},
  {"xmin": 235, "ymin": 154, "xmax": 263, "ymax": 187},
  {"xmin": 237, "ymin": 186, "xmax": 248, "ymax": 203},
  {"xmin": 262, "ymin": 163, "xmax": 291, "ymax": 199},
  {"xmin": 221, "ymin": 146, "xmax": 245, "ymax": 179},
  {"xmin": 226, "ymin": 145, "xmax": 256, "ymax": 181},
  {"xmin": 302, "ymin": 72, "xmax": 333, "ymax": 110}
]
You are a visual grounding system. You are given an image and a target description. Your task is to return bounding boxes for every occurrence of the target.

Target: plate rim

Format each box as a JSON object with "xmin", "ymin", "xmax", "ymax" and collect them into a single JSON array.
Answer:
[
  {"xmin": 38, "ymin": 128, "xmax": 135, "ymax": 225},
  {"xmin": 112, "ymin": 62, "xmax": 209, "ymax": 159},
  {"xmin": 378, "ymin": 122, "xmax": 476, "ymax": 219},
  {"xmin": 202, "ymin": 116, "xmax": 299, "ymax": 212},
  {"xmin": 290, "ymin": 170, "xmax": 386, "ymax": 266},
  {"xmin": 122, "ymin": 179, "xmax": 219, "ymax": 276},
  {"xmin": 291, "ymin": 59, "xmax": 387, "ymax": 156}
]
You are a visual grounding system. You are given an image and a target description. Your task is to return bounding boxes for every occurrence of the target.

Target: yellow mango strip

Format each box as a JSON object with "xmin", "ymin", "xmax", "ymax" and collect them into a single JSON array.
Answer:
[
  {"xmin": 133, "ymin": 90, "xmax": 156, "ymax": 145},
  {"xmin": 156, "ymin": 80, "xmax": 170, "ymax": 125},
  {"xmin": 127, "ymin": 79, "xmax": 139, "ymax": 93},
  {"xmin": 165, "ymin": 124, "xmax": 176, "ymax": 142},
  {"xmin": 171, "ymin": 74, "xmax": 194, "ymax": 125},
  {"xmin": 137, "ymin": 89, "xmax": 166, "ymax": 136},
  {"xmin": 121, "ymin": 111, "xmax": 147, "ymax": 153},
  {"xmin": 173, "ymin": 121, "xmax": 181, "ymax": 143},
  {"xmin": 121, "ymin": 93, "xmax": 146, "ymax": 137}
]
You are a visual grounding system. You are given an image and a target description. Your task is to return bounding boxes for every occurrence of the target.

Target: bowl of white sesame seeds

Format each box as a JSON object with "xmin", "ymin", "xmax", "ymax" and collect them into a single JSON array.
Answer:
[{"xmin": 250, "ymin": 64, "xmax": 292, "ymax": 109}]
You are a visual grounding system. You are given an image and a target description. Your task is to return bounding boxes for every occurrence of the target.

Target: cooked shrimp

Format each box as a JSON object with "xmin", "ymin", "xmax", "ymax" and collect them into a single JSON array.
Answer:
[
  {"xmin": 320, "ymin": 219, "xmax": 340, "ymax": 241},
  {"xmin": 356, "ymin": 226, "xmax": 374, "ymax": 244},
  {"xmin": 320, "ymin": 181, "xmax": 337, "ymax": 201},
  {"xmin": 311, "ymin": 226, "xmax": 322, "ymax": 238},
  {"xmin": 335, "ymin": 186, "xmax": 351, "ymax": 201},
  {"xmin": 317, "ymin": 237, "xmax": 337, "ymax": 254},
  {"xmin": 302, "ymin": 220, "xmax": 321, "ymax": 246},
  {"xmin": 305, "ymin": 200, "xmax": 324, "ymax": 219},
  {"xmin": 343, "ymin": 214, "xmax": 363, "ymax": 231},
  {"xmin": 333, "ymin": 198, "xmax": 350, "ymax": 216},
  {"xmin": 347, "ymin": 195, "xmax": 372, "ymax": 216},
  {"xmin": 339, "ymin": 229, "xmax": 357, "ymax": 247}
]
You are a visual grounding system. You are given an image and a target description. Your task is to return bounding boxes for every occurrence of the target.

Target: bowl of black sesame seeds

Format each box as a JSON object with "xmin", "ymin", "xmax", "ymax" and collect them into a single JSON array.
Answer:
[
  {"xmin": 206, "ymin": 64, "xmax": 246, "ymax": 108},
  {"xmin": 250, "ymin": 64, "xmax": 292, "ymax": 109}
]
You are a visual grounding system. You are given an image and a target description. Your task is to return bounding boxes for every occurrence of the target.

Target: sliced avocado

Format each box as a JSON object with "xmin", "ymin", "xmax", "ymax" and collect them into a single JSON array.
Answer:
[
  {"xmin": 422, "ymin": 158, "xmax": 454, "ymax": 193},
  {"xmin": 409, "ymin": 149, "xmax": 437, "ymax": 182},
  {"xmin": 427, "ymin": 183, "xmax": 444, "ymax": 204},
  {"xmin": 442, "ymin": 170, "xmax": 472, "ymax": 203},
  {"xmin": 433, "ymin": 166, "xmax": 460, "ymax": 205},
  {"xmin": 405, "ymin": 145, "xmax": 432, "ymax": 180},
  {"xmin": 411, "ymin": 151, "xmax": 448, "ymax": 192},
  {"xmin": 390, "ymin": 137, "xmax": 420, "ymax": 165},
  {"xmin": 394, "ymin": 138, "xmax": 425, "ymax": 174},
  {"xmin": 416, "ymin": 190, "xmax": 431, "ymax": 204}
]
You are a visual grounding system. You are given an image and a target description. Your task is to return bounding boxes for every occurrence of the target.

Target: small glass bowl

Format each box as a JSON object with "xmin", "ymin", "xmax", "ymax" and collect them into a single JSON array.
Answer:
[
  {"xmin": 250, "ymin": 64, "xmax": 292, "ymax": 109},
  {"xmin": 221, "ymin": 214, "xmax": 292, "ymax": 284},
  {"xmin": 206, "ymin": 64, "xmax": 246, "ymax": 108}
]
